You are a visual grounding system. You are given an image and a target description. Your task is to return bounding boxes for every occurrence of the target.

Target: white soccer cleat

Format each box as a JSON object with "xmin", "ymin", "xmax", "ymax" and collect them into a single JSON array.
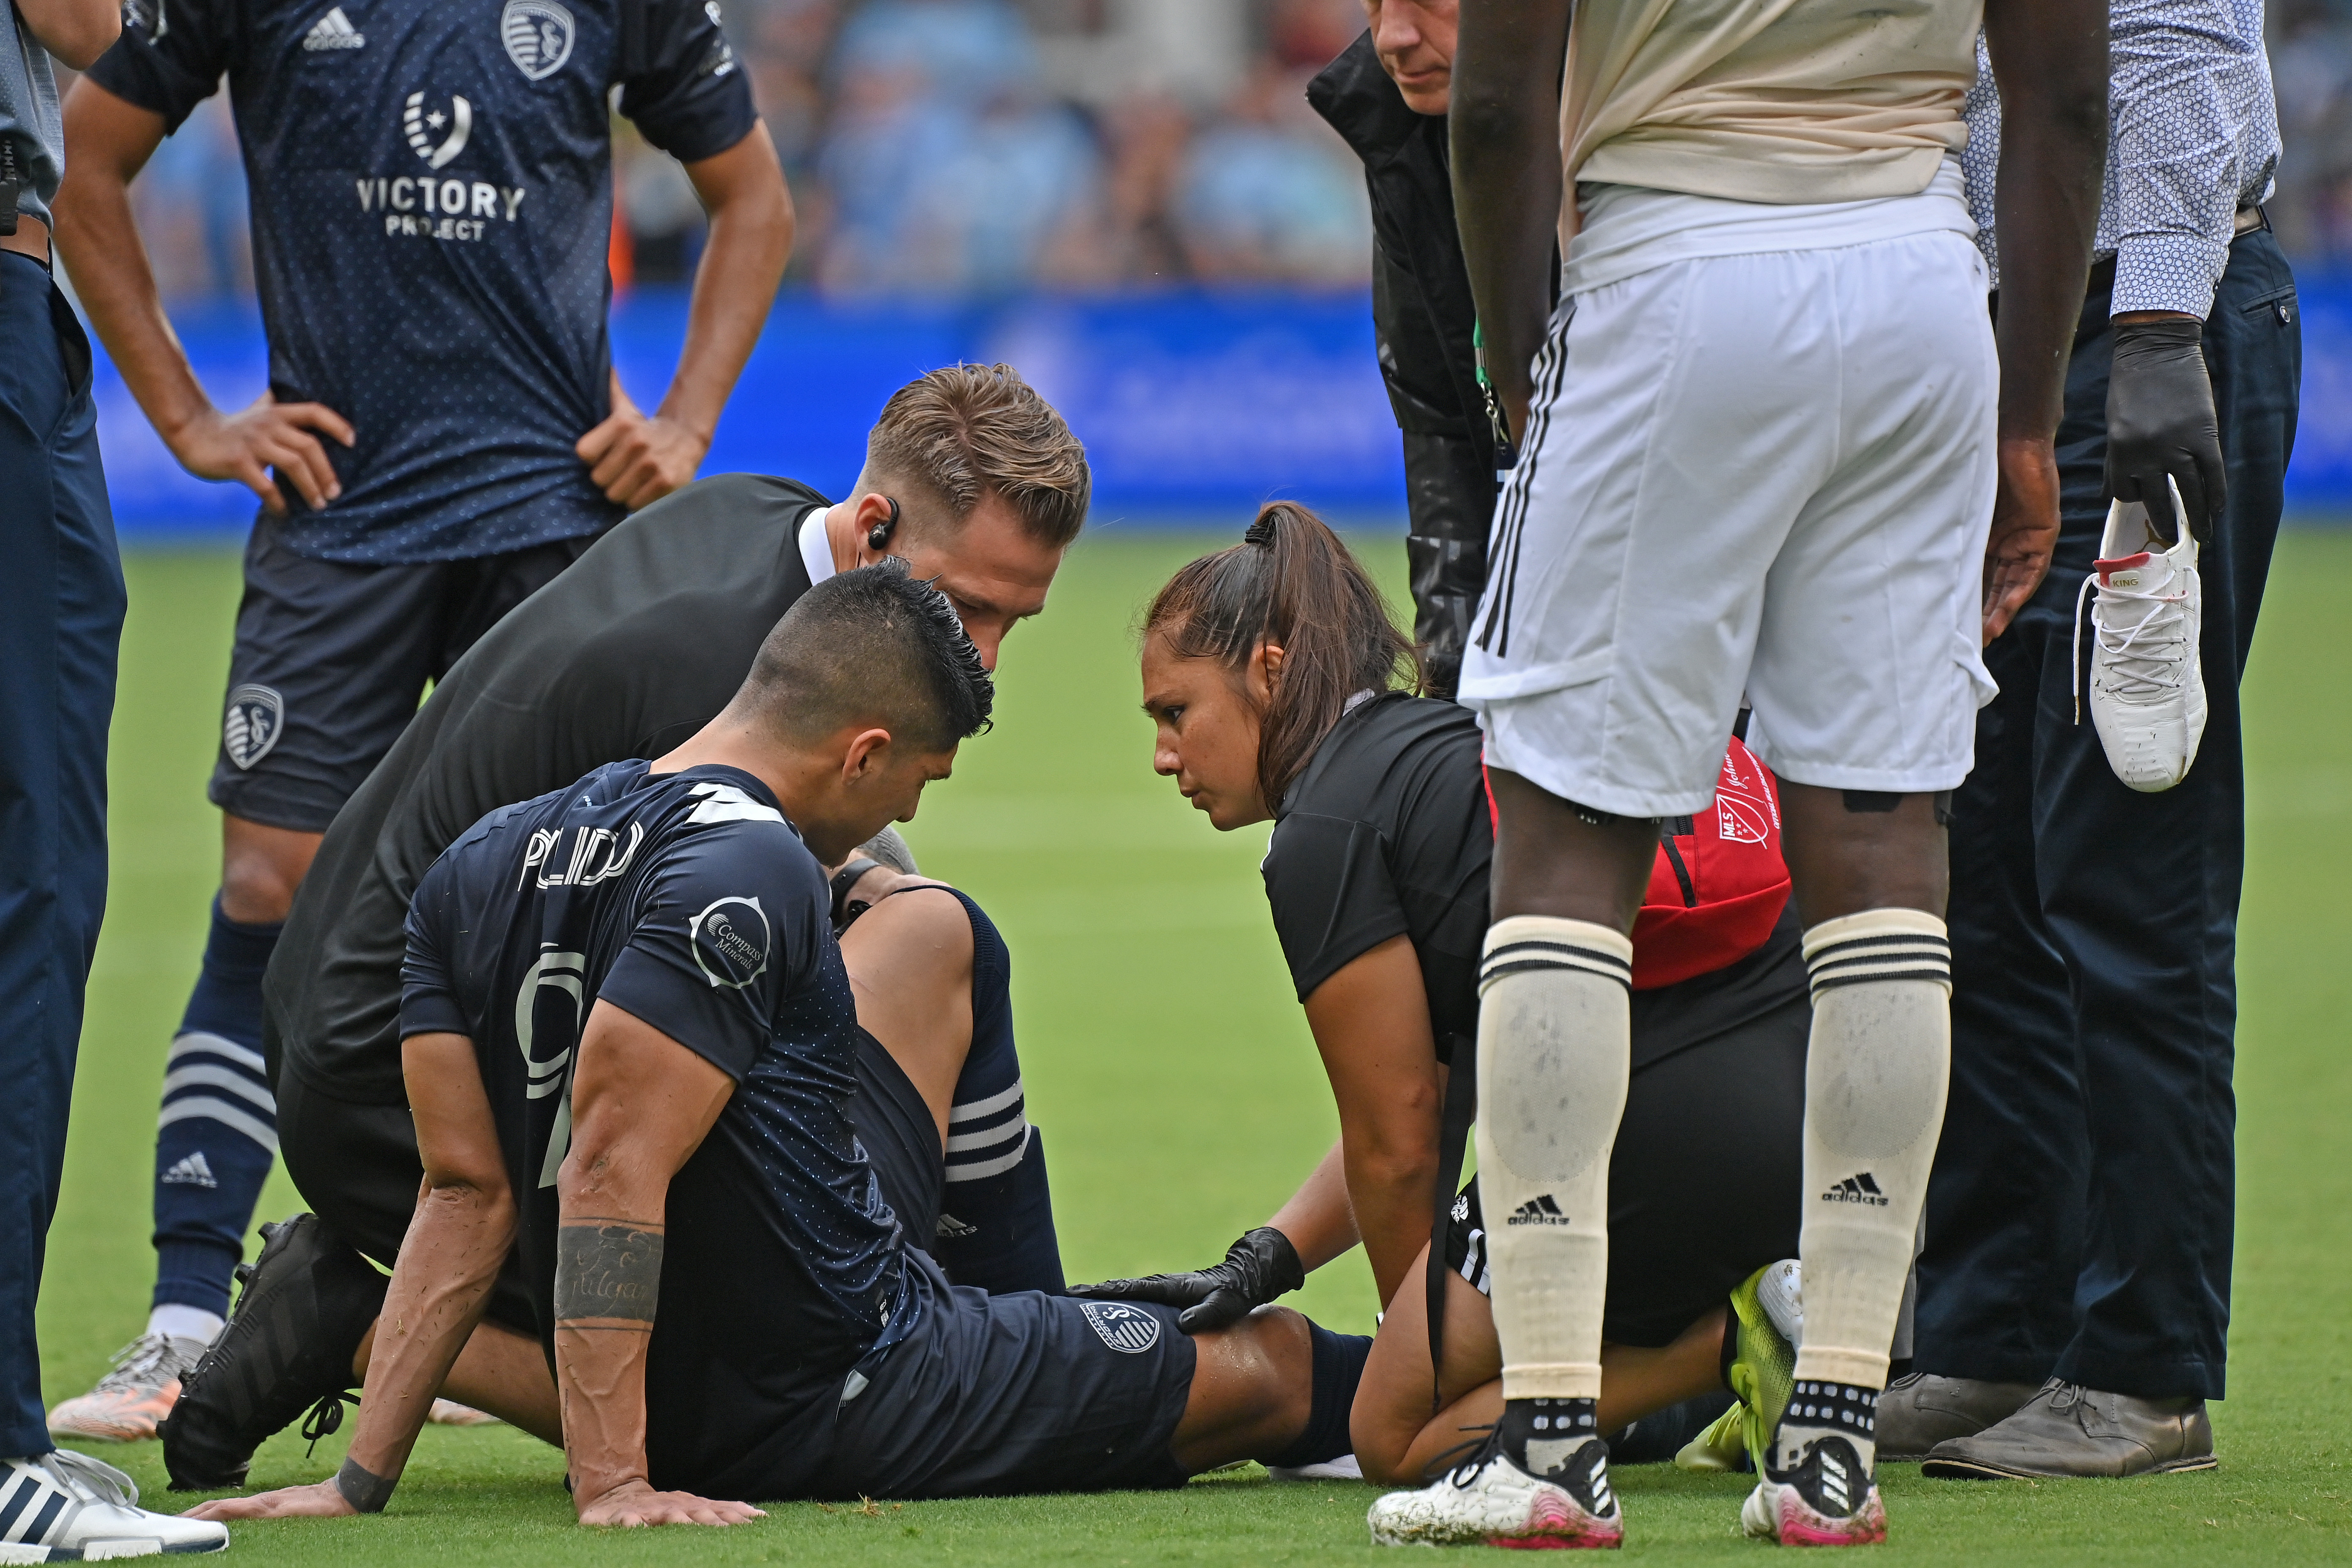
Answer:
[
  {"xmin": 0, "ymin": 1448, "xmax": 229, "ymax": 1558},
  {"xmin": 2077, "ymin": 482, "xmax": 2205, "ymax": 793},
  {"xmin": 1367, "ymin": 1435, "xmax": 1621, "ymax": 1549},
  {"xmin": 1742, "ymin": 1434, "xmax": 1887, "ymax": 1547},
  {"xmin": 1268, "ymin": 1453, "xmax": 1361, "ymax": 1481}
]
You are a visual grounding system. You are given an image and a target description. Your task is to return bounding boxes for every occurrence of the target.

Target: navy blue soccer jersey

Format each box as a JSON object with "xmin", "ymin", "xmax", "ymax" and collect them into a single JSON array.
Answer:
[
  {"xmin": 400, "ymin": 759, "xmax": 916, "ymax": 1400},
  {"xmin": 87, "ymin": 0, "xmax": 756, "ymax": 562}
]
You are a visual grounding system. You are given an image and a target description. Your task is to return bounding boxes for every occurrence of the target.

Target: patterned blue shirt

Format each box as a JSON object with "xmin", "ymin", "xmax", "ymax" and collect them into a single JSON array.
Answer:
[
  {"xmin": 1962, "ymin": 0, "xmax": 2281, "ymax": 318},
  {"xmin": 87, "ymin": 0, "xmax": 754, "ymax": 562}
]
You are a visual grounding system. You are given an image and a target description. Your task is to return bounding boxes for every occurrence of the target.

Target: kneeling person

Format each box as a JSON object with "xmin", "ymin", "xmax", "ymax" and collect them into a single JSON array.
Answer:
[{"xmin": 187, "ymin": 566, "xmax": 1359, "ymax": 1527}]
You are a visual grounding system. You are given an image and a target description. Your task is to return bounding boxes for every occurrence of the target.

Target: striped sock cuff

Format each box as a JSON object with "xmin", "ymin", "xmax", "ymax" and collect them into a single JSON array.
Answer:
[
  {"xmin": 1479, "ymin": 916, "xmax": 1633, "ymax": 995},
  {"xmin": 1801, "ymin": 908, "xmax": 1952, "ymax": 999}
]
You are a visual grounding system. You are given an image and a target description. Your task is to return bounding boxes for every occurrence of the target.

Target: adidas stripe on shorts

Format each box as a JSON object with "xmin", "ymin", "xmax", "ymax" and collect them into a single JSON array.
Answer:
[{"xmin": 1459, "ymin": 161, "xmax": 1999, "ymax": 819}]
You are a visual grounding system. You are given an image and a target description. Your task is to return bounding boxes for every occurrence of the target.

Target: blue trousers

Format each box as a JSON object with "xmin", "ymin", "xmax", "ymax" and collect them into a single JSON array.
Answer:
[
  {"xmin": 1916, "ymin": 230, "xmax": 2300, "ymax": 1402},
  {"xmin": 0, "ymin": 252, "xmax": 126, "ymax": 1456}
]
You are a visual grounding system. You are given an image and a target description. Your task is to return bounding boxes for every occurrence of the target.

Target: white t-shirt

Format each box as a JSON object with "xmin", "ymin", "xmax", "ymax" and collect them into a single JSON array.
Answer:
[
  {"xmin": 798, "ymin": 504, "xmax": 838, "ymax": 588},
  {"xmin": 1561, "ymin": 0, "xmax": 1980, "ymax": 211}
]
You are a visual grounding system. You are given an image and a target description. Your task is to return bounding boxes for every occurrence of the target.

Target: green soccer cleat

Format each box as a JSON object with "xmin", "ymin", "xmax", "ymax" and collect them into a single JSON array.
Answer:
[
  {"xmin": 1724, "ymin": 1260, "xmax": 1800, "ymax": 1478},
  {"xmin": 1674, "ymin": 1400, "xmax": 1747, "ymax": 1472}
]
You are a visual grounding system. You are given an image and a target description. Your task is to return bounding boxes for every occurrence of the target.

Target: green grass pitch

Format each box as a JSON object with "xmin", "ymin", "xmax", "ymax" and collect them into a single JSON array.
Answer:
[{"xmin": 35, "ymin": 528, "xmax": 2352, "ymax": 1563}]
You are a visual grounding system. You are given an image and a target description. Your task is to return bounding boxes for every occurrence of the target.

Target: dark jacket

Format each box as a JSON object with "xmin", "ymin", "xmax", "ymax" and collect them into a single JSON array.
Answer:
[{"xmin": 1308, "ymin": 31, "xmax": 1496, "ymax": 700}]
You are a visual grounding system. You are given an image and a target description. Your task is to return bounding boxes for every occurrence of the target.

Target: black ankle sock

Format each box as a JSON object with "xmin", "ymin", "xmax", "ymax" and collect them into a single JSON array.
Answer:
[
  {"xmin": 1498, "ymin": 1397, "xmax": 1599, "ymax": 1476},
  {"xmin": 1773, "ymin": 1380, "xmax": 1881, "ymax": 1471}
]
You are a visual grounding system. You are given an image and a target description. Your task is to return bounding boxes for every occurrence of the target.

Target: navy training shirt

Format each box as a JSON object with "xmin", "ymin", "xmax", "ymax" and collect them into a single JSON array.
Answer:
[
  {"xmin": 400, "ymin": 759, "xmax": 917, "ymax": 1428},
  {"xmin": 88, "ymin": 0, "xmax": 756, "ymax": 562}
]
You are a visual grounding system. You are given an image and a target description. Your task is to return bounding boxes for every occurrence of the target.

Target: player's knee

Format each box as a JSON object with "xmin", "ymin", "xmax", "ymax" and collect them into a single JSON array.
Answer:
[
  {"xmin": 219, "ymin": 822, "xmax": 317, "ymax": 923},
  {"xmin": 219, "ymin": 857, "xmax": 301, "ymax": 923},
  {"xmin": 1248, "ymin": 1309, "xmax": 1374, "ymax": 1473},
  {"xmin": 1350, "ymin": 1406, "xmax": 1417, "ymax": 1487}
]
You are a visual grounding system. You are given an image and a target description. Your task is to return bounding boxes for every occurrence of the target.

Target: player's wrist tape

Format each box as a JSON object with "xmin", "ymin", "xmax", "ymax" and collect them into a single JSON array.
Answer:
[{"xmin": 333, "ymin": 1456, "xmax": 397, "ymax": 1514}]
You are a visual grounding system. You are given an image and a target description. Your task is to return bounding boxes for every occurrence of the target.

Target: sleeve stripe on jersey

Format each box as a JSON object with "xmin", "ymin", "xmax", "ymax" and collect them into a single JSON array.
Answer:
[
  {"xmin": 948, "ymin": 1077, "xmax": 1024, "ymax": 1124},
  {"xmin": 945, "ymin": 1110, "xmax": 1027, "ymax": 1155},
  {"xmin": 945, "ymin": 1126, "xmax": 1031, "ymax": 1183}
]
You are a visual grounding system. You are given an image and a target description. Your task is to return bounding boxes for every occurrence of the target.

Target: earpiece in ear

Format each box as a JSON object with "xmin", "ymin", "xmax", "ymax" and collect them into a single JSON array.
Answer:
[{"xmin": 866, "ymin": 496, "xmax": 901, "ymax": 555}]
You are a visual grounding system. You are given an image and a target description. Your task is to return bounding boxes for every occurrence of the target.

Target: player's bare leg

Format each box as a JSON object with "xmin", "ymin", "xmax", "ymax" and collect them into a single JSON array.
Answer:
[
  {"xmin": 1165, "ymin": 1307, "xmax": 1318, "ymax": 1472},
  {"xmin": 348, "ymin": 1318, "xmax": 562, "ymax": 1447},
  {"xmin": 1353, "ymin": 1245, "xmax": 1728, "ymax": 1486}
]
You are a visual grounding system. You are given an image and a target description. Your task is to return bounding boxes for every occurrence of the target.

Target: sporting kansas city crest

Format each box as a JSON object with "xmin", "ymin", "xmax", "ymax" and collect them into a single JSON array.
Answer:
[
  {"xmin": 1078, "ymin": 1301, "xmax": 1162, "ymax": 1355},
  {"xmin": 501, "ymin": 0, "xmax": 574, "ymax": 80},
  {"xmin": 222, "ymin": 684, "xmax": 283, "ymax": 770}
]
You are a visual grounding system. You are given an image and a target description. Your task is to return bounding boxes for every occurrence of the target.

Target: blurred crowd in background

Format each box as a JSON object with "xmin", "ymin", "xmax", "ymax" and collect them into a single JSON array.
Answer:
[{"xmin": 101, "ymin": 0, "xmax": 2352, "ymax": 302}]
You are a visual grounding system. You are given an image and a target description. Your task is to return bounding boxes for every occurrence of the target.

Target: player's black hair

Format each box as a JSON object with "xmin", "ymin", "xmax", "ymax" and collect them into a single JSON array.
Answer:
[
  {"xmin": 743, "ymin": 560, "xmax": 994, "ymax": 752},
  {"xmin": 1144, "ymin": 503, "xmax": 1420, "ymax": 809}
]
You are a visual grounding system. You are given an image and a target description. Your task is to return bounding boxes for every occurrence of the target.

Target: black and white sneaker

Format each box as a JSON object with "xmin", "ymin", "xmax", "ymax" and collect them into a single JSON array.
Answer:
[
  {"xmin": 1742, "ymin": 1433, "xmax": 1887, "ymax": 1546},
  {"xmin": 159, "ymin": 1213, "xmax": 387, "ymax": 1491},
  {"xmin": 1367, "ymin": 1429, "xmax": 1623, "ymax": 1549}
]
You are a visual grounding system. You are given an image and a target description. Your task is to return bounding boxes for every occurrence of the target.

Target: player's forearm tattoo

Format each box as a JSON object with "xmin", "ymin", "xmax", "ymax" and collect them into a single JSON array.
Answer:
[{"xmin": 554, "ymin": 1221, "xmax": 665, "ymax": 1329}]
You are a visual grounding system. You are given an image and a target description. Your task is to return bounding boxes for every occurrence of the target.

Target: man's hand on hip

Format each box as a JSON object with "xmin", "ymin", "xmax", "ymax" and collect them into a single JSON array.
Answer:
[
  {"xmin": 169, "ymin": 391, "xmax": 354, "ymax": 514},
  {"xmin": 576, "ymin": 376, "xmax": 709, "ymax": 510},
  {"xmin": 1983, "ymin": 436, "xmax": 2061, "ymax": 643},
  {"xmin": 2105, "ymin": 311, "xmax": 2224, "ymax": 544}
]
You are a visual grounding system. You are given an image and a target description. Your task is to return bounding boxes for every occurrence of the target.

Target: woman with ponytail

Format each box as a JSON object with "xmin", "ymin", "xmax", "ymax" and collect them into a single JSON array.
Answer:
[{"xmin": 1072, "ymin": 504, "xmax": 1818, "ymax": 1482}]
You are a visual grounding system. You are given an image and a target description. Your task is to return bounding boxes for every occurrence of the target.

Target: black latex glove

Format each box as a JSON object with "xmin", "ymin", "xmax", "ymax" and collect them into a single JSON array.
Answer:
[
  {"xmin": 2104, "ymin": 317, "xmax": 2225, "ymax": 544},
  {"xmin": 1064, "ymin": 1227, "xmax": 1305, "ymax": 1334}
]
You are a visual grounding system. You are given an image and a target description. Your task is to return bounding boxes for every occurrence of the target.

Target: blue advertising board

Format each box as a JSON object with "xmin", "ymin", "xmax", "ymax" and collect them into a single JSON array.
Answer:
[{"xmin": 93, "ymin": 280, "xmax": 2352, "ymax": 538}]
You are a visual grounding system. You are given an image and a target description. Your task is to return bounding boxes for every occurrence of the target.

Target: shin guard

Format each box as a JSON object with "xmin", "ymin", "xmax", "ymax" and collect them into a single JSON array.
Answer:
[{"xmin": 1474, "ymin": 916, "xmax": 1631, "ymax": 1402}]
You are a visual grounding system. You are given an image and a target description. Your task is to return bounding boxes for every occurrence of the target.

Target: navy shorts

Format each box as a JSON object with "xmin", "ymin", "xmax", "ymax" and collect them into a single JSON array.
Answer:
[
  {"xmin": 208, "ymin": 521, "xmax": 593, "ymax": 831},
  {"xmin": 811, "ymin": 1253, "xmax": 1197, "ymax": 1500}
]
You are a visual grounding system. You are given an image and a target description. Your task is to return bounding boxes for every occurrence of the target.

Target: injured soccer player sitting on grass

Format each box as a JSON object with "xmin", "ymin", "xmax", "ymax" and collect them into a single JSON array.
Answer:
[
  {"xmin": 180, "ymin": 564, "xmax": 1369, "ymax": 1530},
  {"xmin": 1081, "ymin": 506, "xmax": 1818, "ymax": 1495}
]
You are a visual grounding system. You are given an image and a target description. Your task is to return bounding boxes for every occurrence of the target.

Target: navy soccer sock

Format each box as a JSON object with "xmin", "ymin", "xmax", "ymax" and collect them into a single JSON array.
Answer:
[
  {"xmin": 1267, "ymin": 1322, "xmax": 1375, "ymax": 1469},
  {"xmin": 152, "ymin": 896, "xmax": 283, "ymax": 1320}
]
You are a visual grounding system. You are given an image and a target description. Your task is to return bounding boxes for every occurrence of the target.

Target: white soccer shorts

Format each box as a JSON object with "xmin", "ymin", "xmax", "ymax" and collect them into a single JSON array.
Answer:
[{"xmin": 1459, "ymin": 229, "xmax": 1999, "ymax": 819}]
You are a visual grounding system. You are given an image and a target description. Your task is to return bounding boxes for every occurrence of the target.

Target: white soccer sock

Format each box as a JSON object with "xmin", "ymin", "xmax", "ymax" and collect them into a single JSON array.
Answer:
[
  {"xmin": 147, "ymin": 1304, "xmax": 225, "ymax": 1345},
  {"xmin": 1783, "ymin": 908, "xmax": 1952, "ymax": 1467},
  {"xmin": 1475, "ymin": 916, "xmax": 1632, "ymax": 1404}
]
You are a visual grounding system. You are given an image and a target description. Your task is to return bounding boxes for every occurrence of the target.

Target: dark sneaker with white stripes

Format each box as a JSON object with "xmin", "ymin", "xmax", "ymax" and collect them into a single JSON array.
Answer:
[
  {"xmin": 159, "ymin": 1212, "xmax": 387, "ymax": 1491},
  {"xmin": 1742, "ymin": 1434, "xmax": 1886, "ymax": 1546}
]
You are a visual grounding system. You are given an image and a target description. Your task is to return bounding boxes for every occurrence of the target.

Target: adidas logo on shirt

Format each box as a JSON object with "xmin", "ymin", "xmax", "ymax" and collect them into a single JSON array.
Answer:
[
  {"xmin": 161, "ymin": 1152, "xmax": 220, "ymax": 1188},
  {"xmin": 302, "ymin": 7, "xmax": 365, "ymax": 49},
  {"xmin": 1504, "ymin": 1193, "xmax": 1572, "ymax": 1226},
  {"xmin": 1822, "ymin": 1171, "xmax": 1889, "ymax": 1206}
]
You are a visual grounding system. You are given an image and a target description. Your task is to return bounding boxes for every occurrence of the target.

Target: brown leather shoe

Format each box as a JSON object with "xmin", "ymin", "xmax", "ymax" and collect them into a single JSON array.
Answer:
[
  {"xmin": 1921, "ymin": 1380, "xmax": 2216, "ymax": 1478},
  {"xmin": 1874, "ymin": 1373, "xmax": 2040, "ymax": 1462}
]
